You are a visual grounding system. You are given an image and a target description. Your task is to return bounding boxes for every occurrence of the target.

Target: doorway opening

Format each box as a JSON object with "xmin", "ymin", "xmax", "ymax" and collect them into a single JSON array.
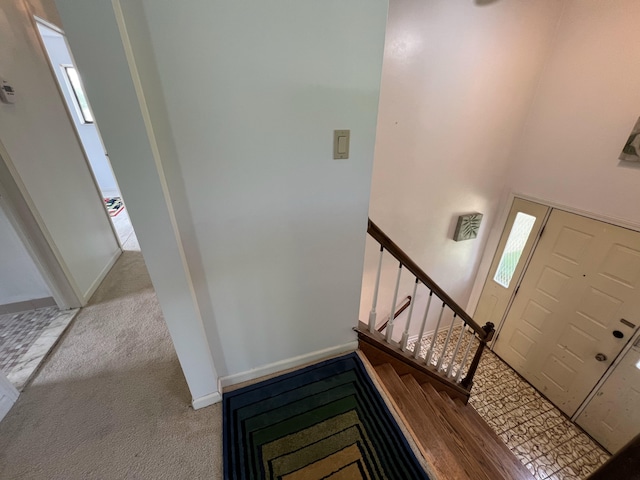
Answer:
[
  {"xmin": 34, "ymin": 19, "xmax": 138, "ymax": 251},
  {"xmin": 0, "ymin": 162, "xmax": 79, "ymax": 407}
]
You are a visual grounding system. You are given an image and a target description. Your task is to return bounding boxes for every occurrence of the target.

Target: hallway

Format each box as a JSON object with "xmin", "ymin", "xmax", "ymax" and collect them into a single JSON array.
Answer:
[{"xmin": 0, "ymin": 249, "xmax": 222, "ymax": 479}]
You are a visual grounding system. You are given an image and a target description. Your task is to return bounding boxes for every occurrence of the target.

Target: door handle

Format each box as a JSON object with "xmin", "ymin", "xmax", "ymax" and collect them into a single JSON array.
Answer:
[{"xmin": 595, "ymin": 353, "xmax": 607, "ymax": 362}]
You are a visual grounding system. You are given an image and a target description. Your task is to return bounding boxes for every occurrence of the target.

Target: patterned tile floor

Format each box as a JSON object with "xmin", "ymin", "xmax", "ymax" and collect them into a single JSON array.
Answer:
[
  {"xmin": 407, "ymin": 326, "xmax": 610, "ymax": 480},
  {"xmin": 0, "ymin": 306, "xmax": 78, "ymax": 390}
]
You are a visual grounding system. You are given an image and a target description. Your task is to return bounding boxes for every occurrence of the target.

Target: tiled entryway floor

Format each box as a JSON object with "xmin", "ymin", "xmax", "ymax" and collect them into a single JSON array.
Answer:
[
  {"xmin": 471, "ymin": 349, "xmax": 609, "ymax": 479},
  {"xmin": 409, "ymin": 327, "xmax": 610, "ymax": 480},
  {"xmin": 0, "ymin": 307, "xmax": 78, "ymax": 390}
]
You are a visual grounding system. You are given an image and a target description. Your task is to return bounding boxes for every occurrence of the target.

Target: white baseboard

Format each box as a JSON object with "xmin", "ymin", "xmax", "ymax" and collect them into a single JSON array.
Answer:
[
  {"xmin": 406, "ymin": 328, "xmax": 435, "ymax": 346},
  {"xmin": 406, "ymin": 321, "xmax": 466, "ymax": 346},
  {"xmin": 192, "ymin": 391, "xmax": 222, "ymax": 410},
  {"xmin": 0, "ymin": 296, "xmax": 56, "ymax": 315},
  {"xmin": 219, "ymin": 341, "xmax": 358, "ymax": 388},
  {"xmin": 82, "ymin": 248, "xmax": 122, "ymax": 303}
]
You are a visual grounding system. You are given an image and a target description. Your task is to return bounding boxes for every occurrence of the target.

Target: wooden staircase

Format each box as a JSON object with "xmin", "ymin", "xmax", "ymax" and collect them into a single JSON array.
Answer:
[{"xmin": 373, "ymin": 363, "xmax": 535, "ymax": 480}]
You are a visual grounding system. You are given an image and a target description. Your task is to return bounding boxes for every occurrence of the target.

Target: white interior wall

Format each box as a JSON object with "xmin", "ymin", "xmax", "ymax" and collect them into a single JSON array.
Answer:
[
  {"xmin": 53, "ymin": 0, "xmax": 221, "ymax": 406},
  {"xmin": 115, "ymin": 0, "xmax": 228, "ymax": 376},
  {"xmin": 137, "ymin": 0, "xmax": 389, "ymax": 378},
  {"xmin": 0, "ymin": 203, "xmax": 51, "ymax": 305},
  {"xmin": 362, "ymin": 0, "xmax": 564, "ymax": 333},
  {"xmin": 37, "ymin": 26, "xmax": 120, "ymax": 199},
  {"xmin": 0, "ymin": 0, "xmax": 121, "ymax": 303},
  {"xmin": 57, "ymin": 0, "xmax": 389, "ymax": 388},
  {"xmin": 470, "ymin": 0, "xmax": 640, "ymax": 314},
  {"xmin": 506, "ymin": 0, "xmax": 640, "ymax": 224}
]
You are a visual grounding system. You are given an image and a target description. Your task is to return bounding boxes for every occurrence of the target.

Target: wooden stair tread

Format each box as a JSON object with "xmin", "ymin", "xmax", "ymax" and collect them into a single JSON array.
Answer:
[
  {"xmin": 372, "ymin": 362, "xmax": 534, "ymax": 480},
  {"xmin": 374, "ymin": 364, "xmax": 470, "ymax": 480},
  {"xmin": 420, "ymin": 382, "xmax": 534, "ymax": 480},
  {"xmin": 405, "ymin": 376, "xmax": 507, "ymax": 480},
  {"xmin": 453, "ymin": 398, "xmax": 534, "ymax": 479},
  {"xmin": 455, "ymin": 397, "xmax": 505, "ymax": 440}
]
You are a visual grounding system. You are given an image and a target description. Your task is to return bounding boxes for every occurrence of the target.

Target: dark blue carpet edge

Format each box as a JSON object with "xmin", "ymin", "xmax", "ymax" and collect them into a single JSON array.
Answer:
[{"xmin": 222, "ymin": 352, "xmax": 430, "ymax": 480}]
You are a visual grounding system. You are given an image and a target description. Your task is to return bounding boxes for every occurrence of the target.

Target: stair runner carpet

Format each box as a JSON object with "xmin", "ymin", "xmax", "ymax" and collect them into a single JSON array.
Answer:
[{"xmin": 223, "ymin": 352, "xmax": 429, "ymax": 480}]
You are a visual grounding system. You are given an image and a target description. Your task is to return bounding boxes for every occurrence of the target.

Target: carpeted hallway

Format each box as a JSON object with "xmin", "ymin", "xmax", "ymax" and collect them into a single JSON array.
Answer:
[{"xmin": 0, "ymin": 250, "xmax": 223, "ymax": 479}]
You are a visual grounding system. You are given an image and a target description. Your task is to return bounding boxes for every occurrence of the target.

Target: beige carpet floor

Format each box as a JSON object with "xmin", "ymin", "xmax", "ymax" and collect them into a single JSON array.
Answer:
[{"xmin": 0, "ymin": 250, "xmax": 223, "ymax": 479}]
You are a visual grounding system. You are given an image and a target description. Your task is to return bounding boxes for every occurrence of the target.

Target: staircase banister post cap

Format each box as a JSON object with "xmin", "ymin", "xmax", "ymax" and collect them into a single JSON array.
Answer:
[{"xmin": 482, "ymin": 322, "xmax": 495, "ymax": 342}]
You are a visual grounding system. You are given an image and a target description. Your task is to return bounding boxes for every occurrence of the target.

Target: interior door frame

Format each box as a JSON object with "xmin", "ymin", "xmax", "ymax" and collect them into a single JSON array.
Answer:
[
  {"xmin": 471, "ymin": 191, "xmax": 640, "ymax": 351},
  {"xmin": 474, "ymin": 198, "xmax": 551, "ymax": 348},
  {"xmin": 30, "ymin": 12, "xmax": 124, "ymax": 251},
  {"xmin": 0, "ymin": 144, "xmax": 81, "ymax": 309}
]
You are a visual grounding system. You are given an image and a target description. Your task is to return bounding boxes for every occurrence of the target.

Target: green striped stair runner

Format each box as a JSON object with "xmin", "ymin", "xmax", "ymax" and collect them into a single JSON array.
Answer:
[{"xmin": 223, "ymin": 352, "xmax": 429, "ymax": 479}]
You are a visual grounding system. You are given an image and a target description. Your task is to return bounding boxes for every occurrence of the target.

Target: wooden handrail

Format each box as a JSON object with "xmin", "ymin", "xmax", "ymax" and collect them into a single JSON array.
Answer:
[
  {"xmin": 368, "ymin": 219, "xmax": 489, "ymax": 341},
  {"xmin": 377, "ymin": 295, "xmax": 412, "ymax": 333}
]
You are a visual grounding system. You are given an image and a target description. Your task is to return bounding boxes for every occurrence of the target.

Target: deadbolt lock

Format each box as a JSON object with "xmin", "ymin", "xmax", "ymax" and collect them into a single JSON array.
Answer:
[{"xmin": 595, "ymin": 353, "xmax": 607, "ymax": 362}]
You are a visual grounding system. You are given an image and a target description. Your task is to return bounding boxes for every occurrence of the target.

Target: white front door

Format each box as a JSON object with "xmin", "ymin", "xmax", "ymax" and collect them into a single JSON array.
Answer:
[
  {"xmin": 494, "ymin": 209, "xmax": 640, "ymax": 416},
  {"xmin": 0, "ymin": 370, "xmax": 18, "ymax": 422},
  {"xmin": 474, "ymin": 198, "xmax": 549, "ymax": 331},
  {"xmin": 576, "ymin": 336, "xmax": 640, "ymax": 454}
]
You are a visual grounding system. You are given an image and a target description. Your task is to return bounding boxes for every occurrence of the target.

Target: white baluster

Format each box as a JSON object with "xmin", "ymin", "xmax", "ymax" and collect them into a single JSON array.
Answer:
[
  {"xmin": 456, "ymin": 329, "xmax": 476, "ymax": 383},
  {"xmin": 436, "ymin": 312, "xmax": 457, "ymax": 372},
  {"xmin": 414, "ymin": 291, "xmax": 433, "ymax": 359},
  {"xmin": 447, "ymin": 322, "xmax": 466, "ymax": 378},
  {"xmin": 401, "ymin": 279, "xmax": 419, "ymax": 351},
  {"xmin": 368, "ymin": 245, "xmax": 384, "ymax": 333},
  {"xmin": 385, "ymin": 263, "xmax": 403, "ymax": 342},
  {"xmin": 425, "ymin": 301, "xmax": 445, "ymax": 365}
]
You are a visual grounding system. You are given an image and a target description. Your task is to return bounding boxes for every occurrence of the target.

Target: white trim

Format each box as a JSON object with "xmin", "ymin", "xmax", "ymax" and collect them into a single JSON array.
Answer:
[
  {"xmin": 406, "ymin": 332, "xmax": 422, "ymax": 346},
  {"xmin": 112, "ymin": 0, "xmax": 219, "ymax": 385},
  {"xmin": 31, "ymin": 14, "xmax": 64, "ymax": 35},
  {"xmin": 0, "ymin": 297, "xmax": 56, "ymax": 315},
  {"xmin": 192, "ymin": 391, "xmax": 222, "ymax": 410},
  {"xmin": 219, "ymin": 342, "xmax": 358, "ymax": 388},
  {"xmin": 0, "ymin": 144, "xmax": 81, "ymax": 309},
  {"xmin": 406, "ymin": 319, "xmax": 465, "ymax": 347},
  {"xmin": 512, "ymin": 191, "xmax": 640, "ymax": 233},
  {"xmin": 81, "ymin": 248, "xmax": 121, "ymax": 302},
  {"xmin": 31, "ymin": 13, "xmax": 124, "ymax": 252}
]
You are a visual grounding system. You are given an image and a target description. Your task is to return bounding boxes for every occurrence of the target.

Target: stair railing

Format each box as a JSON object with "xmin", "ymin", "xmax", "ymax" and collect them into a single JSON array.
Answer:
[
  {"xmin": 376, "ymin": 295, "xmax": 412, "ymax": 333},
  {"xmin": 364, "ymin": 219, "xmax": 494, "ymax": 391}
]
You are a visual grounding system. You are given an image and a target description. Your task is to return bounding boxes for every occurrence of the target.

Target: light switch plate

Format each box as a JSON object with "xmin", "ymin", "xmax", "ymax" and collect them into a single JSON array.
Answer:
[{"xmin": 333, "ymin": 130, "xmax": 350, "ymax": 159}]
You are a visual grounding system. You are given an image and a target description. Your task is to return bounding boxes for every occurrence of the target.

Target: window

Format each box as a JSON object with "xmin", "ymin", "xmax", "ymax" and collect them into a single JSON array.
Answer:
[
  {"xmin": 63, "ymin": 66, "xmax": 93, "ymax": 124},
  {"xmin": 493, "ymin": 212, "xmax": 537, "ymax": 288}
]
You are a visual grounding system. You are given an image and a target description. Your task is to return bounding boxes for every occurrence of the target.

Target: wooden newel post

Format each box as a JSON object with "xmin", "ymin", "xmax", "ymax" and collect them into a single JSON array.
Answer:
[{"xmin": 461, "ymin": 322, "xmax": 495, "ymax": 390}]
